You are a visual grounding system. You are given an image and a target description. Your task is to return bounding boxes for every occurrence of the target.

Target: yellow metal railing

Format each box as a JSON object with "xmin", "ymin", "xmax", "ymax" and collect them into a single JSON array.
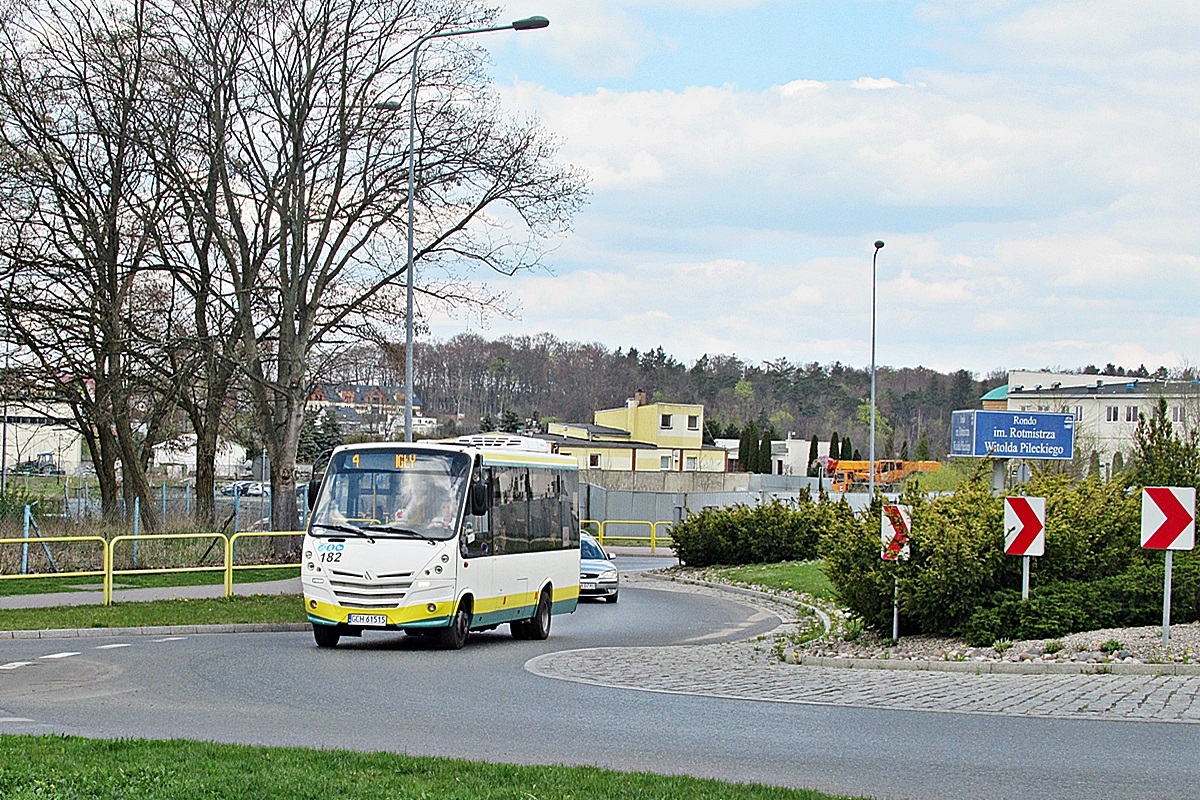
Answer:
[
  {"xmin": 225, "ymin": 531, "xmax": 304, "ymax": 594},
  {"xmin": 0, "ymin": 534, "xmax": 110, "ymax": 596},
  {"xmin": 108, "ymin": 532, "xmax": 230, "ymax": 605},
  {"xmin": 0, "ymin": 531, "xmax": 303, "ymax": 605},
  {"xmin": 582, "ymin": 519, "xmax": 675, "ymax": 553}
]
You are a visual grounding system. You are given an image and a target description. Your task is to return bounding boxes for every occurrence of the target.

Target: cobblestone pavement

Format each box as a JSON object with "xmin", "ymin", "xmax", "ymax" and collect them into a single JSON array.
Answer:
[{"xmin": 527, "ymin": 575, "xmax": 1200, "ymax": 724}]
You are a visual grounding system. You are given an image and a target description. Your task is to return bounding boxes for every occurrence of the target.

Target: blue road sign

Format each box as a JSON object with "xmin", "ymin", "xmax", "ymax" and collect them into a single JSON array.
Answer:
[{"xmin": 950, "ymin": 409, "xmax": 1074, "ymax": 461}]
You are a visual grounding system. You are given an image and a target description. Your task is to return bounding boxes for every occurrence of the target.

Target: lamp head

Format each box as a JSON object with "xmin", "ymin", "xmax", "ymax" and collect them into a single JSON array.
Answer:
[
  {"xmin": 512, "ymin": 15, "xmax": 550, "ymax": 30},
  {"xmin": 874, "ymin": 240, "xmax": 885, "ymax": 250}
]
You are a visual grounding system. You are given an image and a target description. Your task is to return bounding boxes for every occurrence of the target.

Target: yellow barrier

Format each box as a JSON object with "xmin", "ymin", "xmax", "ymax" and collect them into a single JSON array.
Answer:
[
  {"xmin": 0, "ymin": 535, "xmax": 110, "ymax": 596},
  {"xmin": 586, "ymin": 519, "xmax": 675, "ymax": 553},
  {"xmin": 108, "ymin": 533, "xmax": 230, "ymax": 605},
  {"xmin": 226, "ymin": 531, "xmax": 303, "ymax": 595}
]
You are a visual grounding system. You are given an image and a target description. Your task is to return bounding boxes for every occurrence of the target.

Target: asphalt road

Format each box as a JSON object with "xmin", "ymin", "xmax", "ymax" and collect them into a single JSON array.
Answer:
[{"xmin": 2, "ymin": 584, "xmax": 1200, "ymax": 800}]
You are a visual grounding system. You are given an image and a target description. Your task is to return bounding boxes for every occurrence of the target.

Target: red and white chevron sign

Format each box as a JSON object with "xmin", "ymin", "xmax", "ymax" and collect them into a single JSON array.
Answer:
[
  {"xmin": 880, "ymin": 504, "xmax": 911, "ymax": 561},
  {"xmin": 1141, "ymin": 487, "xmax": 1196, "ymax": 551},
  {"xmin": 1004, "ymin": 496, "xmax": 1045, "ymax": 557}
]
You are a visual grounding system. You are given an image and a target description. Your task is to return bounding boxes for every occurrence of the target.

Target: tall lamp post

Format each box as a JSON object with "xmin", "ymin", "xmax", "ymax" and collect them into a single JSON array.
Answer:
[
  {"xmin": 381, "ymin": 15, "xmax": 549, "ymax": 442},
  {"xmin": 868, "ymin": 240, "xmax": 884, "ymax": 497}
]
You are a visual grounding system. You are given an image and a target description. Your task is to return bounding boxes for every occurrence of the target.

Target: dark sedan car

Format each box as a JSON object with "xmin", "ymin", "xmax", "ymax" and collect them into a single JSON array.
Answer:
[{"xmin": 580, "ymin": 532, "xmax": 619, "ymax": 603}]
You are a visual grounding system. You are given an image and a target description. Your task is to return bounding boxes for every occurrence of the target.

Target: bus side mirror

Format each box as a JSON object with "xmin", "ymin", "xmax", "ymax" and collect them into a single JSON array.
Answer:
[
  {"xmin": 307, "ymin": 477, "xmax": 322, "ymax": 511},
  {"xmin": 470, "ymin": 480, "xmax": 488, "ymax": 516}
]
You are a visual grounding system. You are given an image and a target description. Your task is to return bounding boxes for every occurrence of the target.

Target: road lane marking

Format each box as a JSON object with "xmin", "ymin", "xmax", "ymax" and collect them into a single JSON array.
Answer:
[
  {"xmin": 0, "ymin": 717, "xmax": 34, "ymax": 722},
  {"xmin": 94, "ymin": 644, "xmax": 132, "ymax": 650},
  {"xmin": 0, "ymin": 662, "xmax": 32, "ymax": 670},
  {"xmin": 40, "ymin": 652, "xmax": 80, "ymax": 660},
  {"xmin": 152, "ymin": 637, "xmax": 187, "ymax": 642}
]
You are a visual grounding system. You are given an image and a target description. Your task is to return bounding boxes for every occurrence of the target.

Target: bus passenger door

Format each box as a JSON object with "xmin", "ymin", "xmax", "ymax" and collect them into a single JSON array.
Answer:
[{"xmin": 461, "ymin": 500, "xmax": 495, "ymax": 626}]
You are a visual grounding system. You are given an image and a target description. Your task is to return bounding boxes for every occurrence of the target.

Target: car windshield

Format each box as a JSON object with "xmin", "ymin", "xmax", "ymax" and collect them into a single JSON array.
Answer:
[
  {"xmin": 581, "ymin": 536, "xmax": 607, "ymax": 561},
  {"xmin": 311, "ymin": 448, "xmax": 471, "ymax": 541}
]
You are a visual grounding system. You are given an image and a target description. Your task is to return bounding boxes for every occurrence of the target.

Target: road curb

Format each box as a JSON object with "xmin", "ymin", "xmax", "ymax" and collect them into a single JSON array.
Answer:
[
  {"xmin": 787, "ymin": 653, "xmax": 1200, "ymax": 676},
  {"xmin": 0, "ymin": 623, "xmax": 310, "ymax": 639},
  {"xmin": 640, "ymin": 573, "xmax": 832, "ymax": 634}
]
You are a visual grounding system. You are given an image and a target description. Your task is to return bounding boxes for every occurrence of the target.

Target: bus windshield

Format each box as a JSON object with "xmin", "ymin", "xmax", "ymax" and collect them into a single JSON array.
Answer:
[{"xmin": 311, "ymin": 448, "xmax": 472, "ymax": 541}]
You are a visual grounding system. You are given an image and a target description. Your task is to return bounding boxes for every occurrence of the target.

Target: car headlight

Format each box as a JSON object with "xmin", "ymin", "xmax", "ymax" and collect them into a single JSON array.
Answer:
[{"xmin": 599, "ymin": 570, "xmax": 617, "ymax": 580}]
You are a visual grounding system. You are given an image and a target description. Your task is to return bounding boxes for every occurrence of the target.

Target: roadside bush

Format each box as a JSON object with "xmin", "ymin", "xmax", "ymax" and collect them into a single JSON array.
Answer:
[
  {"xmin": 670, "ymin": 493, "xmax": 842, "ymax": 567},
  {"xmin": 820, "ymin": 463, "xmax": 1200, "ymax": 640}
]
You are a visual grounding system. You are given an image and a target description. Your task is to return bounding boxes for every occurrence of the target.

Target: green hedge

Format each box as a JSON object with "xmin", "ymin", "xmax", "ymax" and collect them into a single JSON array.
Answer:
[{"xmin": 670, "ymin": 494, "xmax": 849, "ymax": 567}]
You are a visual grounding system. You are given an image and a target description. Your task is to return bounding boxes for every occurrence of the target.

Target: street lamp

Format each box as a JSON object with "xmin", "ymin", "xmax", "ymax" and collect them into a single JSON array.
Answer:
[
  {"xmin": 869, "ymin": 240, "xmax": 884, "ymax": 497},
  {"xmin": 381, "ymin": 15, "xmax": 549, "ymax": 442}
]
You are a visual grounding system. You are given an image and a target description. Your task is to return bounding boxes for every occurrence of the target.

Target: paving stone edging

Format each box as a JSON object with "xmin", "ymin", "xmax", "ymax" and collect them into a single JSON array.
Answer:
[
  {"xmin": 790, "ymin": 653, "xmax": 1200, "ymax": 676},
  {"xmin": 0, "ymin": 623, "xmax": 310, "ymax": 639}
]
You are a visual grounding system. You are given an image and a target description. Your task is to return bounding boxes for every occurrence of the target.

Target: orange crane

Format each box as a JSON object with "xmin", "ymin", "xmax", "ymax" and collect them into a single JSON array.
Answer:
[{"xmin": 827, "ymin": 459, "xmax": 941, "ymax": 492}]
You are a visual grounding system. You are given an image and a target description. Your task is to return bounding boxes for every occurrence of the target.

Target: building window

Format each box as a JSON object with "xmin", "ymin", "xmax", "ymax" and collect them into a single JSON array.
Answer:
[
  {"xmin": 685, "ymin": 456, "xmax": 698, "ymax": 470},
  {"xmin": 1106, "ymin": 406, "xmax": 1119, "ymax": 422},
  {"xmin": 1126, "ymin": 406, "xmax": 1137, "ymax": 423},
  {"xmin": 660, "ymin": 455, "xmax": 671, "ymax": 470},
  {"xmin": 1073, "ymin": 406, "xmax": 1083, "ymax": 421},
  {"xmin": 687, "ymin": 415, "xmax": 699, "ymax": 430},
  {"xmin": 588, "ymin": 454, "xmax": 600, "ymax": 468},
  {"xmin": 1172, "ymin": 406, "xmax": 1185, "ymax": 424},
  {"xmin": 660, "ymin": 414, "xmax": 672, "ymax": 429}
]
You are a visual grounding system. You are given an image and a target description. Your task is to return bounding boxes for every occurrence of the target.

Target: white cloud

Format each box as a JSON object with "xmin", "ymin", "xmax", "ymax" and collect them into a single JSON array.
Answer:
[{"xmin": 462, "ymin": 2, "xmax": 1200, "ymax": 374}]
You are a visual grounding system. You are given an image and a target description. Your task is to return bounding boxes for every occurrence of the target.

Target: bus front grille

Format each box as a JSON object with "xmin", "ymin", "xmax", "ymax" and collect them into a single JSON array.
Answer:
[{"xmin": 328, "ymin": 569, "xmax": 415, "ymax": 608}]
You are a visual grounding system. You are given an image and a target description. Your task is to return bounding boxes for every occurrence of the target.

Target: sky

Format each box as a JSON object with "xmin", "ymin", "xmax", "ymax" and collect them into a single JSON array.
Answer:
[{"xmin": 421, "ymin": 1, "xmax": 1200, "ymax": 378}]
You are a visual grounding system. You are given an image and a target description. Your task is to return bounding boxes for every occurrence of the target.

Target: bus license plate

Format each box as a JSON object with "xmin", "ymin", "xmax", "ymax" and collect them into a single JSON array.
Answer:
[
  {"xmin": 581, "ymin": 582, "xmax": 596, "ymax": 590},
  {"xmin": 348, "ymin": 614, "xmax": 388, "ymax": 625}
]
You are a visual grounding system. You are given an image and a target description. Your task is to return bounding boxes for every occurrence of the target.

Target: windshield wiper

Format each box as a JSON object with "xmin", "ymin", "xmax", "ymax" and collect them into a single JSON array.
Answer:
[
  {"xmin": 362, "ymin": 524, "xmax": 439, "ymax": 541},
  {"xmin": 312, "ymin": 522, "xmax": 375, "ymax": 543}
]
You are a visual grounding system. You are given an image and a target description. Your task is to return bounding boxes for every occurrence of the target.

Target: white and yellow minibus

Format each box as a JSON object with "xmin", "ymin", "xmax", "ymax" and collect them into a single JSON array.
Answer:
[{"xmin": 302, "ymin": 435, "xmax": 581, "ymax": 649}]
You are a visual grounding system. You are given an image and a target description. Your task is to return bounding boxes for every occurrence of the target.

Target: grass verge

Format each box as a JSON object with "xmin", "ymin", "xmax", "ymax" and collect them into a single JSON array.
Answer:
[
  {"xmin": 0, "ymin": 567, "xmax": 299, "ymax": 597},
  {"xmin": 695, "ymin": 560, "xmax": 836, "ymax": 601},
  {"xmin": 0, "ymin": 736, "xmax": 857, "ymax": 800},
  {"xmin": 0, "ymin": 594, "xmax": 305, "ymax": 630}
]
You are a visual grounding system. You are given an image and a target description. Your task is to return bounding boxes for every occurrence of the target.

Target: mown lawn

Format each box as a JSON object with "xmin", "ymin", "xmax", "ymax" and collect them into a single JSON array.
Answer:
[
  {"xmin": 0, "ymin": 593, "xmax": 305, "ymax": 630},
  {"xmin": 698, "ymin": 560, "xmax": 837, "ymax": 600},
  {"xmin": 0, "ymin": 736, "xmax": 859, "ymax": 800}
]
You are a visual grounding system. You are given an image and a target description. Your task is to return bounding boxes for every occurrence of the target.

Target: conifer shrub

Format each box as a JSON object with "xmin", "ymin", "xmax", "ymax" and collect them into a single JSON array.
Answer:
[{"xmin": 670, "ymin": 494, "xmax": 842, "ymax": 567}]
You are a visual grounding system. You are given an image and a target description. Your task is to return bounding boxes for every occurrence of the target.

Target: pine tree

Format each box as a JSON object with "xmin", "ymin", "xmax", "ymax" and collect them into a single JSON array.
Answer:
[
  {"xmin": 740, "ymin": 421, "xmax": 760, "ymax": 473},
  {"xmin": 759, "ymin": 427, "xmax": 776, "ymax": 475},
  {"xmin": 915, "ymin": 430, "xmax": 931, "ymax": 460},
  {"xmin": 807, "ymin": 435, "xmax": 819, "ymax": 477},
  {"xmin": 829, "ymin": 432, "xmax": 840, "ymax": 463},
  {"xmin": 840, "ymin": 436, "xmax": 853, "ymax": 461}
]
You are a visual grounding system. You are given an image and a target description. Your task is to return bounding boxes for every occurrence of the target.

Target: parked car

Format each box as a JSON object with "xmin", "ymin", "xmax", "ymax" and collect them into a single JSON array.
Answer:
[
  {"xmin": 220, "ymin": 480, "xmax": 269, "ymax": 497},
  {"xmin": 580, "ymin": 532, "xmax": 619, "ymax": 603}
]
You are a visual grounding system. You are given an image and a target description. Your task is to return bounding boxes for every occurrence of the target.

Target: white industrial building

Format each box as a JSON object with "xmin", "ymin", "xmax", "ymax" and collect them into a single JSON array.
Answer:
[{"xmin": 986, "ymin": 370, "xmax": 1200, "ymax": 473}]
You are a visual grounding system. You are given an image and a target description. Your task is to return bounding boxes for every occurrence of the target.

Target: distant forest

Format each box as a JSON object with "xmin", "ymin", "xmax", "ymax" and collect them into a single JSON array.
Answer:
[{"xmin": 319, "ymin": 333, "xmax": 1021, "ymax": 460}]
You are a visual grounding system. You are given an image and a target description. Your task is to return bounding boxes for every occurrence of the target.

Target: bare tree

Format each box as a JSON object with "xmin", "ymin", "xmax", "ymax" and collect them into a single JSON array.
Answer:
[
  {"xmin": 0, "ymin": 0, "xmax": 176, "ymax": 527},
  {"xmin": 163, "ymin": 0, "xmax": 586, "ymax": 529}
]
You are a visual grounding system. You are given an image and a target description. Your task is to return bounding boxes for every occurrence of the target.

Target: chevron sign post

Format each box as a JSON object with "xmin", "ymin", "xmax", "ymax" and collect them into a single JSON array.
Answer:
[
  {"xmin": 880, "ymin": 504, "xmax": 911, "ymax": 562},
  {"xmin": 1004, "ymin": 496, "xmax": 1045, "ymax": 600},
  {"xmin": 880, "ymin": 504, "xmax": 911, "ymax": 641},
  {"xmin": 1141, "ymin": 487, "xmax": 1196, "ymax": 646}
]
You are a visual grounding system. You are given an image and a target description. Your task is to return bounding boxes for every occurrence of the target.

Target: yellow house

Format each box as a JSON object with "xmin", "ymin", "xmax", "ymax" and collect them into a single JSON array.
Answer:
[{"xmin": 541, "ymin": 394, "xmax": 727, "ymax": 472}]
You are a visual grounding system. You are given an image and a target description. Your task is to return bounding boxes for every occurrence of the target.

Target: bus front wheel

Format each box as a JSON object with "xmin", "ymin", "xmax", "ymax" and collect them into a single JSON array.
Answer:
[
  {"xmin": 438, "ymin": 600, "xmax": 472, "ymax": 650},
  {"xmin": 313, "ymin": 624, "xmax": 341, "ymax": 648}
]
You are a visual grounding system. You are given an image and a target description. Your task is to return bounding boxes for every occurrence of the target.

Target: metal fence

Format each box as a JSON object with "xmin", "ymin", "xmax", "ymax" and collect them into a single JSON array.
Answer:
[{"xmin": 0, "ymin": 530, "xmax": 303, "ymax": 604}]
